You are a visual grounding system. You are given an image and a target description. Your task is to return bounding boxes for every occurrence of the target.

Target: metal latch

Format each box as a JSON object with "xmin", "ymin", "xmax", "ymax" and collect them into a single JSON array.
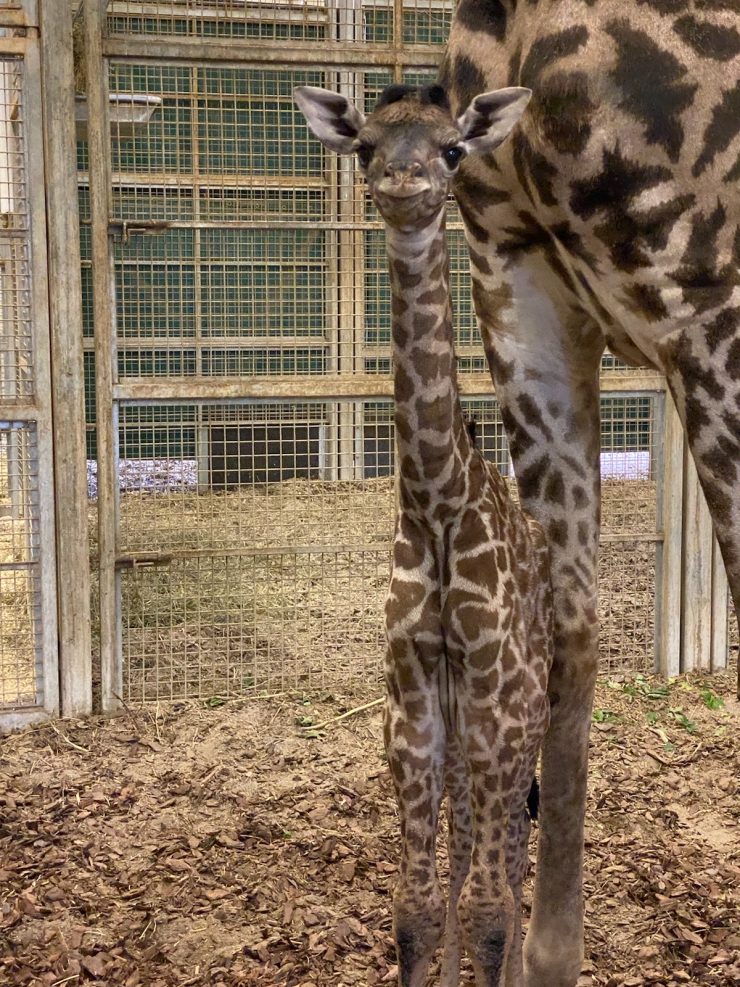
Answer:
[
  {"xmin": 116, "ymin": 553, "xmax": 174, "ymax": 570},
  {"xmin": 107, "ymin": 220, "xmax": 172, "ymax": 243}
]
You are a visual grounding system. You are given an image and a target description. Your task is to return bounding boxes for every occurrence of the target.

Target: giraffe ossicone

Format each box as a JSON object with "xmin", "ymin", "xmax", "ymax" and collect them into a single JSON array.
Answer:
[{"xmin": 295, "ymin": 82, "xmax": 553, "ymax": 987}]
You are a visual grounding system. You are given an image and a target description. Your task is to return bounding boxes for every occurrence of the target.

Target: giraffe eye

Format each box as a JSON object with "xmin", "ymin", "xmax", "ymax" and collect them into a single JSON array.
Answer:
[
  {"xmin": 356, "ymin": 144, "xmax": 373, "ymax": 168},
  {"xmin": 443, "ymin": 145, "xmax": 465, "ymax": 168}
]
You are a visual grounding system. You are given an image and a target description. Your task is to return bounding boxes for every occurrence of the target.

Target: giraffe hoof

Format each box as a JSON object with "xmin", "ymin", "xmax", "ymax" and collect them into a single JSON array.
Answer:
[
  {"xmin": 470, "ymin": 929, "xmax": 507, "ymax": 986},
  {"xmin": 523, "ymin": 951, "xmax": 582, "ymax": 987},
  {"xmin": 395, "ymin": 926, "xmax": 435, "ymax": 987}
]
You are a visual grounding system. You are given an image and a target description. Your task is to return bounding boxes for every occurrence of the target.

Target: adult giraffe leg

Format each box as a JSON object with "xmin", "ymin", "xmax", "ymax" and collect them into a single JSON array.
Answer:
[
  {"xmin": 659, "ymin": 310, "xmax": 740, "ymax": 646},
  {"xmin": 468, "ymin": 250, "xmax": 604, "ymax": 987}
]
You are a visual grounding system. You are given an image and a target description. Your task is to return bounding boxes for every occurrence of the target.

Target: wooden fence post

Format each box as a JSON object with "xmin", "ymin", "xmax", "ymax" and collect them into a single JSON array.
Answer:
[
  {"xmin": 659, "ymin": 390, "xmax": 730, "ymax": 677},
  {"xmin": 39, "ymin": 0, "xmax": 92, "ymax": 716},
  {"xmin": 657, "ymin": 391, "xmax": 683, "ymax": 678},
  {"xmin": 710, "ymin": 537, "xmax": 729, "ymax": 673},
  {"xmin": 681, "ymin": 447, "xmax": 714, "ymax": 672},
  {"xmin": 83, "ymin": 0, "xmax": 121, "ymax": 710}
]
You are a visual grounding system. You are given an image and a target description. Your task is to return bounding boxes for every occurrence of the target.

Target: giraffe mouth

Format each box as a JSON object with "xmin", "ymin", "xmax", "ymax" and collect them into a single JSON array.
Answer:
[{"xmin": 375, "ymin": 178, "xmax": 432, "ymax": 199}]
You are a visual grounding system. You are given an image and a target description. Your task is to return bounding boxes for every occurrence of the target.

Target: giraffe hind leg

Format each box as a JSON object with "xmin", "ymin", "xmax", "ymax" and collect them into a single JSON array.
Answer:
[
  {"xmin": 384, "ymin": 641, "xmax": 448, "ymax": 987},
  {"xmin": 441, "ymin": 738, "xmax": 472, "ymax": 987}
]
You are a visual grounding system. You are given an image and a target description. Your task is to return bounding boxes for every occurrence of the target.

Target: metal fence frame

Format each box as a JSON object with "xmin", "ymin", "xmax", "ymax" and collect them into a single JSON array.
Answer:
[
  {"xmin": 0, "ymin": 0, "xmax": 92, "ymax": 732},
  {"xmin": 0, "ymin": 1, "xmax": 732, "ymax": 729},
  {"xmin": 85, "ymin": 1, "xmax": 731, "ymax": 711}
]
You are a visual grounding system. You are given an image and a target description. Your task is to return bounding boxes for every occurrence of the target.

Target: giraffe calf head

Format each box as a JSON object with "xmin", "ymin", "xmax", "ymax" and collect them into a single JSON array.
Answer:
[{"xmin": 294, "ymin": 83, "xmax": 531, "ymax": 226}]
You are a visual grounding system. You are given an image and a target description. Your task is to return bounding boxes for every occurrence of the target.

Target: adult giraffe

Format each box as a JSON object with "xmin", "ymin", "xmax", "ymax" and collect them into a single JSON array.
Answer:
[{"xmin": 439, "ymin": 2, "xmax": 740, "ymax": 984}]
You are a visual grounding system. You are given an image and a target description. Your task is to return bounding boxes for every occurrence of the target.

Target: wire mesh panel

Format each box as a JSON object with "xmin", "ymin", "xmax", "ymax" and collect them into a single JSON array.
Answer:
[
  {"xmin": 600, "ymin": 395, "xmax": 661, "ymax": 675},
  {"xmin": 106, "ymin": 1, "xmax": 456, "ymax": 44},
  {"xmin": 116, "ymin": 399, "xmax": 394, "ymax": 701},
  {"xmin": 0, "ymin": 422, "xmax": 41, "ymax": 707},
  {"xmin": 111, "ymin": 393, "xmax": 664, "ymax": 703},
  {"xmin": 0, "ymin": 58, "xmax": 32, "ymax": 404},
  {"xmin": 83, "ymin": 0, "xmax": 684, "ymax": 705},
  {"xmin": 0, "ymin": 41, "xmax": 58, "ymax": 725}
]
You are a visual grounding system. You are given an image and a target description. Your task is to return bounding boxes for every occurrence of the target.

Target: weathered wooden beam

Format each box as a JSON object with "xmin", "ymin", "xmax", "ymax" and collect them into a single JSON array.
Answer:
[
  {"xmin": 0, "ymin": 707, "xmax": 52, "ymax": 735},
  {"xmin": 83, "ymin": 0, "xmax": 122, "ymax": 712},
  {"xmin": 39, "ymin": 0, "xmax": 92, "ymax": 717},
  {"xmin": 113, "ymin": 371, "xmax": 666, "ymax": 403},
  {"xmin": 0, "ymin": 10, "xmax": 34, "ymax": 31},
  {"xmin": 102, "ymin": 36, "xmax": 443, "ymax": 68},
  {"xmin": 24, "ymin": 33, "xmax": 60, "ymax": 719},
  {"xmin": 657, "ymin": 393, "xmax": 683, "ymax": 678},
  {"xmin": 681, "ymin": 446, "xmax": 714, "ymax": 673},
  {"xmin": 710, "ymin": 536, "xmax": 729, "ymax": 673}
]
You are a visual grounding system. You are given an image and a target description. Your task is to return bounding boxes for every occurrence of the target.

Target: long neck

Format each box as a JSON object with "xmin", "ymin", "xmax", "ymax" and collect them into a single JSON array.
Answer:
[{"xmin": 386, "ymin": 211, "xmax": 472, "ymax": 520}]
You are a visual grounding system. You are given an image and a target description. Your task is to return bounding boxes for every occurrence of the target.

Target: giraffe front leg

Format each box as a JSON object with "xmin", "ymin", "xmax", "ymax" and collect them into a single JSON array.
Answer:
[
  {"xmin": 450, "ymin": 659, "xmax": 534, "ymax": 987},
  {"xmin": 504, "ymin": 804, "xmax": 529, "ymax": 987},
  {"xmin": 441, "ymin": 739, "xmax": 472, "ymax": 987},
  {"xmin": 465, "ymin": 250, "xmax": 604, "ymax": 987},
  {"xmin": 384, "ymin": 639, "xmax": 447, "ymax": 987}
]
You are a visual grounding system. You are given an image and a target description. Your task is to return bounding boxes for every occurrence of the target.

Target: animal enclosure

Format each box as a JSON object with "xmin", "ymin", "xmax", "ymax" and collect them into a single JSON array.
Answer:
[{"xmin": 0, "ymin": 0, "xmax": 736, "ymax": 730}]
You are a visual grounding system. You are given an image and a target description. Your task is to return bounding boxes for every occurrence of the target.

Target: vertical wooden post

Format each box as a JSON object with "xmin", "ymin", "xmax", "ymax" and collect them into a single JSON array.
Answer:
[
  {"xmin": 24, "ymin": 37, "xmax": 60, "ymax": 717},
  {"xmin": 657, "ymin": 391, "xmax": 683, "ymax": 678},
  {"xmin": 332, "ymin": 0, "xmax": 359, "ymax": 481},
  {"xmin": 38, "ymin": 0, "xmax": 92, "ymax": 716},
  {"xmin": 710, "ymin": 536, "xmax": 729, "ymax": 673},
  {"xmin": 681, "ymin": 447, "xmax": 714, "ymax": 672},
  {"xmin": 393, "ymin": 0, "xmax": 404, "ymax": 83},
  {"xmin": 82, "ymin": 0, "xmax": 120, "ymax": 710}
]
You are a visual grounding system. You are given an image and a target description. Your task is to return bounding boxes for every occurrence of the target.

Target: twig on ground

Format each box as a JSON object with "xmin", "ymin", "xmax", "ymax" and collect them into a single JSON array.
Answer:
[
  {"xmin": 646, "ymin": 739, "xmax": 703, "ymax": 767},
  {"xmin": 304, "ymin": 697, "xmax": 384, "ymax": 732},
  {"xmin": 48, "ymin": 721, "xmax": 89, "ymax": 754}
]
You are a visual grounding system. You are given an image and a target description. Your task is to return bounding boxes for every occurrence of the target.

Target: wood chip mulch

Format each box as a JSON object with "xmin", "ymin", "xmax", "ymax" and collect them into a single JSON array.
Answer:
[{"xmin": 1, "ymin": 669, "xmax": 739, "ymax": 986}]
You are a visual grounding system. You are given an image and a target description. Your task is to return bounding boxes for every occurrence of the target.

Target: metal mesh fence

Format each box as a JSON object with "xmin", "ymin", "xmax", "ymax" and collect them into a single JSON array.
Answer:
[
  {"xmin": 75, "ymin": 0, "xmax": 683, "ymax": 704},
  {"xmin": 0, "ymin": 57, "xmax": 32, "ymax": 403},
  {"xmin": 106, "ymin": 1, "xmax": 456, "ymax": 44},
  {"xmin": 107, "ymin": 393, "xmax": 662, "ymax": 703},
  {"xmin": 0, "ymin": 422, "xmax": 41, "ymax": 707},
  {"xmin": 91, "ymin": 61, "xmax": 474, "ymax": 381},
  {"xmin": 0, "ymin": 40, "xmax": 49, "ymax": 720}
]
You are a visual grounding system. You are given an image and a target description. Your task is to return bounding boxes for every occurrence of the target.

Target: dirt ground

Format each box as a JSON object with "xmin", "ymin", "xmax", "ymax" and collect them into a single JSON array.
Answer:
[{"xmin": 1, "ymin": 668, "xmax": 739, "ymax": 987}]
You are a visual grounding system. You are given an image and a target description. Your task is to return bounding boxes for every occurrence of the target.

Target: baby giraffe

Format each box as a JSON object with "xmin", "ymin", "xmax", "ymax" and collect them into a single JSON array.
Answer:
[{"xmin": 295, "ymin": 84, "xmax": 553, "ymax": 987}]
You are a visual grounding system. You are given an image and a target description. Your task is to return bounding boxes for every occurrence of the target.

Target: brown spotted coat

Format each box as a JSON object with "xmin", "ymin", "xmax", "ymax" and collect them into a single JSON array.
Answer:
[{"xmin": 440, "ymin": 2, "xmax": 740, "ymax": 985}]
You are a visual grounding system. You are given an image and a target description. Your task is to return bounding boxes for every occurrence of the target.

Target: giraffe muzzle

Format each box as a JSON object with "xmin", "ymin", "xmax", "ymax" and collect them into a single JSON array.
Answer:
[{"xmin": 375, "ymin": 177, "xmax": 432, "ymax": 199}]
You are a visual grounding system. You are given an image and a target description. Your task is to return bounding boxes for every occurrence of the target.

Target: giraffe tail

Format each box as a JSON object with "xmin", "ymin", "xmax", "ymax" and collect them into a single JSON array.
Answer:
[
  {"xmin": 464, "ymin": 413, "xmax": 478, "ymax": 447},
  {"xmin": 526, "ymin": 777, "xmax": 540, "ymax": 822}
]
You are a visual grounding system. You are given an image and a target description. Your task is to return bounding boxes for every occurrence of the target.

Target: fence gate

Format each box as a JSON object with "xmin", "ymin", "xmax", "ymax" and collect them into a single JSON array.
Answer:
[
  {"xmin": 80, "ymin": 1, "xmax": 732, "ymax": 712},
  {"xmin": 0, "ymin": 1, "xmax": 60, "ymax": 729}
]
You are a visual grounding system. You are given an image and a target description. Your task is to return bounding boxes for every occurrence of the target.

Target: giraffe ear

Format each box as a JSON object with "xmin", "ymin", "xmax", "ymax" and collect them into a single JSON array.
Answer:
[
  {"xmin": 456, "ymin": 87, "xmax": 532, "ymax": 155},
  {"xmin": 294, "ymin": 87, "xmax": 366, "ymax": 154}
]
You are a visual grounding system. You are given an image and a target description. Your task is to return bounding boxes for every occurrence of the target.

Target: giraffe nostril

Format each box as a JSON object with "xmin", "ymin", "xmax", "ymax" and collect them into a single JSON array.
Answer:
[{"xmin": 385, "ymin": 160, "xmax": 424, "ymax": 179}]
